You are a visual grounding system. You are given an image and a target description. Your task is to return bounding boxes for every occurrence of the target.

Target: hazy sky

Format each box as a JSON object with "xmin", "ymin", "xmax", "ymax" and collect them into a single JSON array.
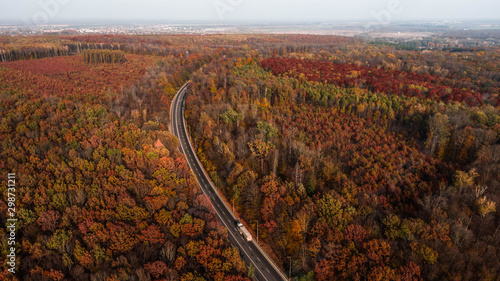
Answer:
[{"xmin": 2, "ymin": 0, "xmax": 499, "ymax": 24}]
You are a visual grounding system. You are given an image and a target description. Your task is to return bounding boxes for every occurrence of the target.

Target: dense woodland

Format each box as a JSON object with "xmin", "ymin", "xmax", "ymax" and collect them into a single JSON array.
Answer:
[
  {"xmin": 0, "ymin": 40, "xmax": 249, "ymax": 280},
  {"xmin": 0, "ymin": 34, "xmax": 499, "ymax": 281}
]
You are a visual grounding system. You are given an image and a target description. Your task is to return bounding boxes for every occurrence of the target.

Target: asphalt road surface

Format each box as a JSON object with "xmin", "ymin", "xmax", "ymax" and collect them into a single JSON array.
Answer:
[{"xmin": 171, "ymin": 83, "xmax": 287, "ymax": 281}]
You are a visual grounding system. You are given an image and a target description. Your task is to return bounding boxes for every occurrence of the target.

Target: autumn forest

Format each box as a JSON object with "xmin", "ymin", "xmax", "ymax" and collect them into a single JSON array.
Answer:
[{"xmin": 0, "ymin": 33, "xmax": 499, "ymax": 281}]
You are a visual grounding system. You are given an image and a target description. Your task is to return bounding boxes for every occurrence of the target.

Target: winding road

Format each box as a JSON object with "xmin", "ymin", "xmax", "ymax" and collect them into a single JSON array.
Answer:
[{"xmin": 171, "ymin": 82, "xmax": 287, "ymax": 281}]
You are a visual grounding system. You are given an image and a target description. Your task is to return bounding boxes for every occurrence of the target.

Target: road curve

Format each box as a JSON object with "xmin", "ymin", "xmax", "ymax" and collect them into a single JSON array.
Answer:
[{"xmin": 171, "ymin": 82, "xmax": 287, "ymax": 281}]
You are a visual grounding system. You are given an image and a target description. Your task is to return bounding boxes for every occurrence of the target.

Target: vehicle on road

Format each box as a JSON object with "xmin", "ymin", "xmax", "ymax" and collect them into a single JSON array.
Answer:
[{"xmin": 235, "ymin": 220, "xmax": 252, "ymax": 242}]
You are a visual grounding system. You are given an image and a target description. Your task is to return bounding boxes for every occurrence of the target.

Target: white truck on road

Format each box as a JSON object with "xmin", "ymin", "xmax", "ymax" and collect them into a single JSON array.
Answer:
[{"xmin": 235, "ymin": 220, "xmax": 252, "ymax": 242}]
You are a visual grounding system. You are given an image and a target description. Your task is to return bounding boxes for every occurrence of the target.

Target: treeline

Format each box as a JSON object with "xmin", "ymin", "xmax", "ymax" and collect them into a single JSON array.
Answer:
[
  {"xmin": 82, "ymin": 49, "xmax": 127, "ymax": 64},
  {"xmin": 0, "ymin": 43, "xmax": 125, "ymax": 62},
  {"xmin": 67, "ymin": 42, "xmax": 194, "ymax": 58},
  {"xmin": 0, "ymin": 46, "xmax": 69, "ymax": 62},
  {"xmin": 1, "ymin": 39, "xmax": 187, "ymax": 62}
]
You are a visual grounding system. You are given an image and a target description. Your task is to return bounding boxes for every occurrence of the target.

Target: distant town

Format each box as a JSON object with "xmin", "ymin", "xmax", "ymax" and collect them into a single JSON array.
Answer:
[{"xmin": 0, "ymin": 21, "xmax": 499, "ymax": 50}]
